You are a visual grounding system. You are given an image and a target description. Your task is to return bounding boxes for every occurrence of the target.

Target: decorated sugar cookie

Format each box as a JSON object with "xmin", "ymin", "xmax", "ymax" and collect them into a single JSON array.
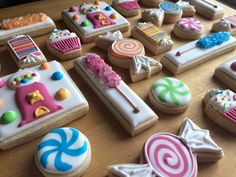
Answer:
[
  {"xmin": 149, "ymin": 77, "xmax": 191, "ymax": 114},
  {"xmin": 159, "ymin": 1, "xmax": 183, "ymax": 24},
  {"xmin": 36, "ymin": 127, "xmax": 91, "ymax": 177},
  {"xmin": 173, "ymin": 18, "xmax": 204, "ymax": 40},
  {"xmin": 204, "ymin": 89, "xmax": 236, "ymax": 134},
  {"xmin": 47, "ymin": 29, "xmax": 82, "ymax": 60},
  {"xmin": 7, "ymin": 35, "xmax": 47, "ymax": 69},
  {"xmin": 176, "ymin": 0, "xmax": 196, "ymax": 17},
  {"xmin": 112, "ymin": 0, "xmax": 140, "ymax": 17},
  {"xmin": 142, "ymin": 8, "xmax": 164, "ymax": 27},
  {"xmin": 62, "ymin": 1, "xmax": 130, "ymax": 43},
  {"xmin": 0, "ymin": 61, "xmax": 88, "ymax": 150},
  {"xmin": 212, "ymin": 15, "xmax": 236, "ymax": 36},
  {"xmin": 108, "ymin": 118, "xmax": 224, "ymax": 177},
  {"xmin": 132, "ymin": 22, "xmax": 173, "ymax": 55}
]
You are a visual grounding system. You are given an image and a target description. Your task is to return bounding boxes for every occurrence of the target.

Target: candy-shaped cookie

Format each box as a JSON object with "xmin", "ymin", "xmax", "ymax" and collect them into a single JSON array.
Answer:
[
  {"xmin": 140, "ymin": 0, "xmax": 164, "ymax": 7},
  {"xmin": 132, "ymin": 22, "xmax": 173, "ymax": 55},
  {"xmin": 74, "ymin": 53, "xmax": 158, "ymax": 136},
  {"xmin": 36, "ymin": 127, "xmax": 91, "ymax": 177},
  {"xmin": 108, "ymin": 38, "xmax": 145, "ymax": 68},
  {"xmin": 62, "ymin": 1, "xmax": 130, "ymax": 43},
  {"xmin": 176, "ymin": 0, "xmax": 196, "ymax": 17},
  {"xmin": 188, "ymin": 0, "xmax": 224, "ymax": 20},
  {"xmin": 7, "ymin": 35, "xmax": 47, "ymax": 69},
  {"xmin": 108, "ymin": 118, "xmax": 223, "ymax": 177},
  {"xmin": 161, "ymin": 32, "xmax": 236, "ymax": 75},
  {"xmin": 112, "ymin": 0, "xmax": 140, "ymax": 17},
  {"xmin": 142, "ymin": 8, "xmax": 164, "ymax": 27},
  {"xmin": 214, "ymin": 57, "xmax": 236, "ymax": 92},
  {"xmin": 149, "ymin": 77, "xmax": 191, "ymax": 114},
  {"xmin": 173, "ymin": 18, "xmax": 204, "ymax": 40},
  {"xmin": 0, "ymin": 61, "xmax": 89, "ymax": 150},
  {"xmin": 204, "ymin": 89, "xmax": 236, "ymax": 134},
  {"xmin": 95, "ymin": 30, "xmax": 123, "ymax": 51},
  {"xmin": 159, "ymin": 1, "xmax": 183, "ymax": 24},
  {"xmin": 212, "ymin": 15, "xmax": 236, "ymax": 36},
  {"xmin": 46, "ymin": 29, "xmax": 82, "ymax": 60},
  {"xmin": 0, "ymin": 13, "xmax": 55, "ymax": 46}
]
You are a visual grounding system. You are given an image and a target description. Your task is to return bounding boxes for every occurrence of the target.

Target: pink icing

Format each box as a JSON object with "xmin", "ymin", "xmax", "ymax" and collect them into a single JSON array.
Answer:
[
  {"xmin": 230, "ymin": 61, "xmax": 236, "ymax": 71},
  {"xmin": 116, "ymin": 0, "xmax": 140, "ymax": 11},
  {"xmin": 16, "ymin": 82, "xmax": 63, "ymax": 127},
  {"xmin": 85, "ymin": 53, "xmax": 121, "ymax": 88},
  {"xmin": 49, "ymin": 37, "xmax": 81, "ymax": 53},
  {"xmin": 223, "ymin": 107, "xmax": 236, "ymax": 123},
  {"xmin": 87, "ymin": 12, "xmax": 115, "ymax": 29},
  {"xmin": 227, "ymin": 15, "xmax": 236, "ymax": 28},
  {"xmin": 177, "ymin": 18, "xmax": 203, "ymax": 32},
  {"xmin": 0, "ymin": 79, "xmax": 5, "ymax": 88},
  {"xmin": 144, "ymin": 133, "xmax": 197, "ymax": 177}
]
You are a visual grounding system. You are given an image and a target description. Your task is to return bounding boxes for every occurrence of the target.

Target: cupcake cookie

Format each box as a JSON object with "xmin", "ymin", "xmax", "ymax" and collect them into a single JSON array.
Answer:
[
  {"xmin": 112, "ymin": 0, "xmax": 140, "ymax": 17},
  {"xmin": 149, "ymin": 77, "xmax": 191, "ymax": 114}
]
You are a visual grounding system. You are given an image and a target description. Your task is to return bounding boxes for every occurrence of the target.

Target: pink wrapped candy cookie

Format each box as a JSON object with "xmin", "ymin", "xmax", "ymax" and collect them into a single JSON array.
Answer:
[{"xmin": 112, "ymin": 0, "xmax": 140, "ymax": 17}]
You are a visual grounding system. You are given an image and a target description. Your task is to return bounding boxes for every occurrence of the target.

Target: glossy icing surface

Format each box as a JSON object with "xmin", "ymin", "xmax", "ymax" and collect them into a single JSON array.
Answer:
[
  {"xmin": 176, "ymin": 18, "xmax": 203, "ymax": 32},
  {"xmin": 113, "ymin": 0, "xmax": 140, "ymax": 11},
  {"xmin": 143, "ymin": 8, "xmax": 164, "ymax": 21},
  {"xmin": 97, "ymin": 30, "xmax": 123, "ymax": 42},
  {"xmin": 159, "ymin": 1, "xmax": 182, "ymax": 14}
]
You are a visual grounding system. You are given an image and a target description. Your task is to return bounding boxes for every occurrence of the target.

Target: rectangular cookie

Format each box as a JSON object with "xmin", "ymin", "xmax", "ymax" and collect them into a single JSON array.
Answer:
[
  {"xmin": 188, "ymin": 0, "xmax": 224, "ymax": 20},
  {"xmin": 62, "ymin": 1, "xmax": 130, "ymax": 43},
  {"xmin": 214, "ymin": 57, "xmax": 236, "ymax": 92},
  {"xmin": 7, "ymin": 35, "xmax": 47, "ymax": 69},
  {"xmin": 212, "ymin": 15, "xmax": 236, "ymax": 36},
  {"xmin": 161, "ymin": 32, "xmax": 236, "ymax": 75},
  {"xmin": 74, "ymin": 53, "xmax": 158, "ymax": 136},
  {"xmin": 131, "ymin": 22, "xmax": 173, "ymax": 55},
  {"xmin": 0, "ymin": 61, "xmax": 89, "ymax": 150},
  {"xmin": 0, "ymin": 13, "xmax": 55, "ymax": 46}
]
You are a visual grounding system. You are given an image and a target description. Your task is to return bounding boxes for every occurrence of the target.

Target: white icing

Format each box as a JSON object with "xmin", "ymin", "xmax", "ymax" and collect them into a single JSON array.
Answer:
[
  {"xmin": 158, "ymin": 38, "xmax": 173, "ymax": 47},
  {"xmin": 143, "ymin": 8, "xmax": 164, "ymax": 21},
  {"xmin": 218, "ymin": 19, "xmax": 231, "ymax": 30},
  {"xmin": 37, "ymin": 128, "xmax": 89, "ymax": 174},
  {"xmin": 217, "ymin": 57, "xmax": 236, "ymax": 80},
  {"xmin": 189, "ymin": 0, "xmax": 224, "ymax": 15},
  {"xmin": 179, "ymin": 118, "xmax": 223, "ymax": 154},
  {"xmin": 113, "ymin": 0, "xmax": 134, "ymax": 4},
  {"xmin": 0, "ymin": 17, "xmax": 55, "ymax": 41},
  {"xmin": 20, "ymin": 53, "xmax": 45, "ymax": 64},
  {"xmin": 97, "ymin": 30, "xmax": 123, "ymax": 42},
  {"xmin": 63, "ymin": 2, "xmax": 129, "ymax": 37},
  {"xmin": 151, "ymin": 77, "xmax": 191, "ymax": 106},
  {"xmin": 132, "ymin": 55, "xmax": 161, "ymax": 74},
  {"xmin": 108, "ymin": 164, "xmax": 155, "ymax": 177},
  {"xmin": 0, "ymin": 61, "xmax": 87, "ymax": 142},
  {"xmin": 48, "ymin": 29, "xmax": 77, "ymax": 42},
  {"xmin": 163, "ymin": 36, "xmax": 236, "ymax": 70},
  {"xmin": 177, "ymin": 0, "xmax": 195, "ymax": 10},
  {"xmin": 75, "ymin": 57, "xmax": 157, "ymax": 129}
]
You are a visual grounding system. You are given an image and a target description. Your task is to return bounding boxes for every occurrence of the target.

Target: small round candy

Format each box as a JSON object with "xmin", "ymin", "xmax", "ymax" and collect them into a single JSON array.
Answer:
[
  {"xmin": 105, "ymin": 6, "xmax": 112, "ymax": 11},
  {"xmin": 55, "ymin": 88, "xmax": 70, "ymax": 101},
  {"xmin": 0, "ymin": 99, "xmax": 4, "ymax": 107},
  {"xmin": 14, "ymin": 76, "xmax": 21, "ymax": 82},
  {"xmin": 110, "ymin": 13, "xmax": 118, "ymax": 19},
  {"xmin": 81, "ymin": 20, "xmax": 89, "ymax": 27},
  {"xmin": 231, "ymin": 61, "xmax": 236, "ymax": 71},
  {"xmin": 21, "ymin": 78, "xmax": 29, "ymax": 83},
  {"xmin": 1, "ymin": 111, "xmax": 18, "ymax": 124},
  {"xmin": 69, "ymin": 6, "xmax": 78, "ymax": 12},
  {"xmin": 94, "ymin": 0, "xmax": 100, "ymax": 5},
  {"xmin": 73, "ymin": 15, "xmax": 80, "ymax": 20},
  {"xmin": 40, "ymin": 62, "xmax": 49, "ymax": 70},
  {"xmin": 51, "ymin": 71, "xmax": 63, "ymax": 80}
]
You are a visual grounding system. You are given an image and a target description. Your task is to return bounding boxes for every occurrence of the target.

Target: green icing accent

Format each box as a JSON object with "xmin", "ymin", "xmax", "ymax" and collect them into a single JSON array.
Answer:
[
  {"xmin": 14, "ymin": 77, "xmax": 21, "ymax": 82},
  {"xmin": 152, "ymin": 77, "xmax": 190, "ymax": 106},
  {"xmin": 81, "ymin": 20, "xmax": 89, "ymax": 27},
  {"xmin": 1, "ymin": 111, "xmax": 18, "ymax": 124}
]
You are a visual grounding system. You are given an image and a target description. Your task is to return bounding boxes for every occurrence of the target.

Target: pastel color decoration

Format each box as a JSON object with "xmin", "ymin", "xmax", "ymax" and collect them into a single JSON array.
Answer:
[
  {"xmin": 1, "ymin": 111, "xmax": 18, "ymax": 124},
  {"xmin": 159, "ymin": 1, "xmax": 182, "ymax": 14},
  {"xmin": 177, "ymin": 18, "xmax": 203, "ymax": 32},
  {"xmin": 51, "ymin": 71, "xmax": 63, "ymax": 81},
  {"xmin": 87, "ymin": 11, "xmax": 115, "ymax": 28},
  {"xmin": 115, "ymin": 0, "xmax": 140, "ymax": 11}
]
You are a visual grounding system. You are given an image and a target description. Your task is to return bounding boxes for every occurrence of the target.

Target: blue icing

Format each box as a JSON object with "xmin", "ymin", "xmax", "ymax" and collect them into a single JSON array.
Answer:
[
  {"xmin": 51, "ymin": 71, "xmax": 63, "ymax": 80},
  {"xmin": 196, "ymin": 32, "xmax": 231, "ymax": 49},
  {"xmin": 159, "ymin": 2, "xmax": 181, "ymax": 14},
  {"xmin": 37, "ymin": 128, "xmax": 88, "ymax": 172}
]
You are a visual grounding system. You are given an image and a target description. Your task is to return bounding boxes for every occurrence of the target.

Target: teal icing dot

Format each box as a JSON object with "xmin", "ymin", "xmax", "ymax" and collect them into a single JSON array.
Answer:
[
  {"xmin": 51, "ymin": 71, "xmax": 63, "ymax": 81},
  {"xmin": 1, "ymin": 111, "xmax": 18, "ymax": 124},
  {"xmin": 105, "ymin": 6, "xmax": 112, "ymax": 11},
  {"xmin": 21, "ymin": 78, "xmax": 29, "ymax": 83}
]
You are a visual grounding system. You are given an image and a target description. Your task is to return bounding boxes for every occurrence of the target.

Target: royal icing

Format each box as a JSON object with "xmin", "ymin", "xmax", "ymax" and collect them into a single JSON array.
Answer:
[
  {"xmin": 0, "ymin": 61, "xmax": 87, "ymax": 143},
  {"xmin": 47, "ymin": 29, "xmax": 81, "ymax": 53},
  {"xmin": 37, "ymin": 127, "xmax": 89, "ymax": 174},
  {"xmin": 74, "ymin": 54, "xmax": 158, "ymax": 133},
  {"xmin": 143, "ymin": 8, "xmax": 164, "ymax": 22},
  {"xmin": 176, "ymin": 18, "xmax": 203, "ymax": 32},
  {"xmin": 179, "ymin": 118, "xmax": 223, "ymax": 154},
  {"xmin": 110, "ymin": 39, "xmax": 145, "ymax": 59},
  {"xmin": 177, "ymin": 0, "xmax": 195, "ymax": 11},
  {"xmin": 113, "ymin": 0, "xmax": 140, "ymax": 11},
  {"xmin": 151, "ymin": 77, "xmax": 191, "ymax": 106},
  {"xmin": 7, "ymin": 35, "xmax": 47, "ymax": 68},
  {"xmin": 97, "ymin": 30, "xmax": 123, "ymax": 42},
  {"xmin": 159, "ymin": 1, "xmax": 182, "ymax": 14},
  {"xmin": 214, "ymin": 15, "xmax": 236, "ymax": 31}
]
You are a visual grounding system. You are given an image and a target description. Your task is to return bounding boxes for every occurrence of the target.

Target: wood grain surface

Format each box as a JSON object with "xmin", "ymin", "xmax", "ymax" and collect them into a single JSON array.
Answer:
[{"xmin": 0, "ymin": 0, "xmax": 236, "ymax": 177}]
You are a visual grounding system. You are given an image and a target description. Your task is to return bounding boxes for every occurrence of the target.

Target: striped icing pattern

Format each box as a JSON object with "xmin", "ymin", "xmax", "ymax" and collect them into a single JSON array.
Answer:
[{"xmin": 49, "ymin": 37, "xmax": 81, "ymax": 53}]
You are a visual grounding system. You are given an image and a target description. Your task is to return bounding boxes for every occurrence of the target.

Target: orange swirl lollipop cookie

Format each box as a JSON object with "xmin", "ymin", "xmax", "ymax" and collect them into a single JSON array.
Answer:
[{"xmin": 108, "ymin": 38, "xmax": 145, "ymax": 68}]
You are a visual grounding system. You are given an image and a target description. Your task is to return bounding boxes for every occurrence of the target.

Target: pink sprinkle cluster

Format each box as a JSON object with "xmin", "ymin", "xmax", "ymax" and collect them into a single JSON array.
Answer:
[{"xmin": 85, "ymin": 53, "xmax": 121, "ymax": 88}]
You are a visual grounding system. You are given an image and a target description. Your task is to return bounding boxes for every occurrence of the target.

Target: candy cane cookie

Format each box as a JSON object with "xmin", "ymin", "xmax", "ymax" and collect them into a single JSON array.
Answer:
[
  {"xmin": 108, "ymin": 38, "xmax": 145, "ymax": 68},
  {"xmin": 36, "ymin": 127, "xmax": 91, "ymax": 177},
  {"xmin": 108, "ymin": 118, "xmax": 223, "ymax": 177},
  {"xmin": 149, "ymin": 77, "xmax": 191, "ymax": 114},
  {"xmin": 173, "ymin": 18, "xmax": 204, "ymax": 40},
  {"xmin": 74, "ymin": 53, "xmax": 158, "ymax": 136}
]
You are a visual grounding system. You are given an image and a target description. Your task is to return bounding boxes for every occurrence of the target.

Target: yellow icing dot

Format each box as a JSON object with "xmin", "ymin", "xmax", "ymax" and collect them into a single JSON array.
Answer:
[
  {"xmin": 110, "ymin": 13, "xmax": 118, "ymax": 19},
  {"xmin": 101, "ymin": 20, "xmax": 110, "ymax": 25},
  {"xmin": 55, "ymin": 88, "xmax": 70, "ymax": 101},
  {"xmin": 35, "ymin": 106, "xmax": 50, "ymax": 118}
]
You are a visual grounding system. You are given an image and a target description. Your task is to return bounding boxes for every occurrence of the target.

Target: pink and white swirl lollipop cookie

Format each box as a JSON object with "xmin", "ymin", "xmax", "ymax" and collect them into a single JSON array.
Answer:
[
  {"xmin": 112, "ymin": 0, "xmax": 140, "ymax": 17},
  {"xmin": 36, "ymin": 127, "xmax": 91, "ymax": 177},
  {"xmin": 108, "ymin": 118, "xmax": 223, "ymax": 177},
  {"xmin": 173, "ymin": 18, "xmax": 204, "ymax": 40},
  {"xmin": 149, "ymin": 77, "xmax": 191, "ymax": 114},
  {"xmin": 204, "ymin": 88, "xmax": 236, "ymax": 135},
  {"xmin": 212, "ymin": 15, "xmax": 236, "ymax": 36},
  {"xmin": 47, "ymin": 29, "xmax": 82, "ymax": 60}
]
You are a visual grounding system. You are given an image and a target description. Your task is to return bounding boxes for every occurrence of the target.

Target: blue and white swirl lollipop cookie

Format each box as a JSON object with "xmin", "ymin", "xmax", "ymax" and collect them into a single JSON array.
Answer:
[{"xmin": 35, "ymin": 127, "xmax": 91, "ymax": 177}]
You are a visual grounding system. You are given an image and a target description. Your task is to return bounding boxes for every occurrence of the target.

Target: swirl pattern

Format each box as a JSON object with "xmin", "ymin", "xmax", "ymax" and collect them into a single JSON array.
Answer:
[
  {"xmin": 144, "ymin": 133, "xmax": 197, "ymax": 177},
  {"xmin": 177, "ymin": 18, "xmax": 203, "ymax": 32},
  {"xmin": 159, "ymin": 2, "xmax": 182, "ymax": 14},
  {"xmin": 37, "ymin": 128, "xmax": 88, "ymax": 174},
  {"xmin": 111, "ymin": 39, "xmax": 145, "ymax": 59}
]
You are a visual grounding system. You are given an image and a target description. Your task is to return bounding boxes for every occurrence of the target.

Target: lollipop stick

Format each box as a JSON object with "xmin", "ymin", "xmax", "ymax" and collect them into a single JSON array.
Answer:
[{"xmin": 176, "ymin": 46, "xmax": 198, "ymax": 56}]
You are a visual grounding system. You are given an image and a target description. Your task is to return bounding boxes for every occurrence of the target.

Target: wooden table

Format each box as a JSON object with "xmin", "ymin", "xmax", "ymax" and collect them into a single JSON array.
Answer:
[{"xmin": 0, "ymin": 0, "xmax": 236, "ymax": 176}]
